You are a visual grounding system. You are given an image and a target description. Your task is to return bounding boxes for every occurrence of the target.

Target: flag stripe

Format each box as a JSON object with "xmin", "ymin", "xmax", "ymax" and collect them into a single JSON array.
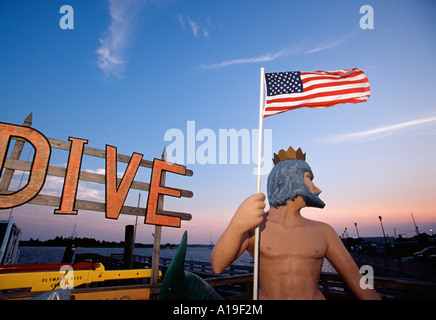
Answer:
[
  {"xmin": 267, "ymin": 83, "xmax": 370, "ymax": 104},
  {"xmin": 264, "ymin": 68, "xmax": 370, "ymax": 118},
  {"xmin": 265, "ymin": 92, "xmax": 370, "ymax": 110},
  {"xmin": 302, "ymin": 73, "xmax": 369, "ymax": 89},
  {"xmin": 303, "ymin": 79, "xmax": 369, "ymax": 92}
]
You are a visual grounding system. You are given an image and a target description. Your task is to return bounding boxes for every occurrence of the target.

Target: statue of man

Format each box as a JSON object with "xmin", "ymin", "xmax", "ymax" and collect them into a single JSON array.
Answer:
[{"xmin": 211, "ymin": 147, "xmax": 380, "ymax": 300}]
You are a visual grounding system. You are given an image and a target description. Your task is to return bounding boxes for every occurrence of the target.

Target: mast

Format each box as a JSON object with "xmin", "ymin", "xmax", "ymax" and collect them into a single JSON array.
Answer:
[{"xmin": 411, "ymin": 213, "xmax": 420, "ymax": 236}]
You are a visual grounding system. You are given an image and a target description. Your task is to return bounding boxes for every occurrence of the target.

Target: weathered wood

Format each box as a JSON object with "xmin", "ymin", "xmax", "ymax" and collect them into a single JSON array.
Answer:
[
  {"xmin": 3, "ymin": 158, "xmax": 193, "ymax": 198},
  {"xmin": 151, "ymin": 149, "xmax": 166, "ymax": 289},
  {"xmin": 47, "ymin": 137, "xmax": 193, "ymax": 176},
  {"xmin": 123, "ymin": 225, "xmax": 135, "ymax": 269},
  {"xmin": 0, "ymin": 192, "xmax": 192, "ymax": 221},
  {"xmin": 151, "ymin": 226, "xmax": 162, "ymax": 284}
]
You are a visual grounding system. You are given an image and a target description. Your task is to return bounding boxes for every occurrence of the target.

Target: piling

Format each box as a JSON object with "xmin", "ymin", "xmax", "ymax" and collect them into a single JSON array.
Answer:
[{"xmin": 123, "ymin": 224, "xmax": 135, "ymax": 269}]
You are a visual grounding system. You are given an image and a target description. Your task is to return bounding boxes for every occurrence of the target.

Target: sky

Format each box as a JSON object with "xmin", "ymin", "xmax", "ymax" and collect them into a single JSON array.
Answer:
[{"xmin": 1, "ymin": 0, "xmax": 435, "ymax": 245}]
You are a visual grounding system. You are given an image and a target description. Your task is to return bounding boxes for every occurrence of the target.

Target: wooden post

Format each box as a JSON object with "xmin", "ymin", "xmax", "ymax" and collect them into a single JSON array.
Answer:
[
  {"xmin": 0, "ymin": 113, "xmax": 32, "ymax": 192},
  {"xmin": 150, "ymin": 149, "xmax": 166, "ymax": 298},
  {"xmin": 61, "ymin": 240, "xmax": 75, "ymax": 263},
  {"xmin": 123, "ymin": 224, "xmax": 134, "ymax": 269}
]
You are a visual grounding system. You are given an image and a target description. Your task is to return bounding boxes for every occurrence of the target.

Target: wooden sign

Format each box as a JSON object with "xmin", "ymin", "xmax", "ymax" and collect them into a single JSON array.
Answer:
[{"xmin": 0, "ymin": 118, "xmax": 193, "ymax": 228}]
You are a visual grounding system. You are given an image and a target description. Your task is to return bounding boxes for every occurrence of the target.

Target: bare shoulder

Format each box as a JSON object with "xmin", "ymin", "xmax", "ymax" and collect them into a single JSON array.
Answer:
[
  {"xmin": 319, "ymin": 222, "xmax": 337, "ymax": 233},
  {"xmin": 320, "ymin": 223, "xmax": 346, "ymax": 249},
  {"xmin": 304, "ymin": 219, "xmax": 339, "ymax": 238},
  {"xmin": 303, "ymin": 218, "xmax": 332, "ymax": 230},
  {"xmin": 318, "ymin": 222, "xmax": 339, "ymax": 237}
]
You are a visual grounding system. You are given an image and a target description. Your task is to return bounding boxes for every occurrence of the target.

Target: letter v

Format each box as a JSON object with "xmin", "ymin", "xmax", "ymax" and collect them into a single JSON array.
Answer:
[{"xmin": 105, "ymin": 145, "xmax": 143, "ymax": 219}]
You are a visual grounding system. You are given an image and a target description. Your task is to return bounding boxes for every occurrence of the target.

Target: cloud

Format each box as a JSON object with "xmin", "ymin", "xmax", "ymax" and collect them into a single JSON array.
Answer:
[
  {"xmin": 177, "ymin": 14, "xmax": 185, "ymax": 29},
  {"xmin": 85, "ymin": 168, "xmax": 106, "ymax": 175},
  {"xmin": 325, "ymin": 115, "xmax": 436, "ymax": 144},
  {"xmin": 306, "ymin": 33, "xmax": 352, "ymax": 54},
  {"xmin": 85, "ymin": 168, "xmax": 131, "ymax": 179},
  {"xmin": 77, "ymin": 182, "xmax": 105, "ymax": 202},
  {"xmin": 96, "ymin": 0, "xmax": 144, "ymax": 79},
  {"xmin": 40, "ymin": 176, "xmax": 64, "ymax": 197},
  {"xmin": 179, "ymin": 15, "xmax": 210, "ymax": 38},
  {"xmin": 187, "ymin": 16, "xmax": 200, "ymax": 37},
  {"xmin": 200, "ymin": 33, "xmax": 351, "ymax": 70},
  {"xmin": 200, "ymin": 47, "xmax": 301, "ymax": 70}
]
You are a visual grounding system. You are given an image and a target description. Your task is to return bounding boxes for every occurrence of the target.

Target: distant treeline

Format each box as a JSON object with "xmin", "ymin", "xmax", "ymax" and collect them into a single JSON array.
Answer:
[{"xmin": 20, "ymin": 236, "xmax": 160, "ymax": 248}]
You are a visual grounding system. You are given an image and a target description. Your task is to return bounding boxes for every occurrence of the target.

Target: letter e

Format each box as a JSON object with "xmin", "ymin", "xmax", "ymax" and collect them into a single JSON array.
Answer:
[{"xmin": 145, "ymin": 159, "xmax": 186, "ymax": 227}]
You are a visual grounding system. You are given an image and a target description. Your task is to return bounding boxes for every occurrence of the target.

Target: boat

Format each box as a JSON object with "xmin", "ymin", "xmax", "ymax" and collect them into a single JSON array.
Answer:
[
  {"xmin": 0, "ymin": 260, "xmax": 160, "ymax": 300},
  {"xmin": 0, "ymin": 217, "xmax": 21, "ymax": 265}
]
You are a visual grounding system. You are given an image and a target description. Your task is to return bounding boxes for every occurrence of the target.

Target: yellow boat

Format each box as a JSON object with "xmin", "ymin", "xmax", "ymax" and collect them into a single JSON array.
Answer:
[{"xmin": 0, "ymin": 261, "xmax": 160, "ymax": 300}]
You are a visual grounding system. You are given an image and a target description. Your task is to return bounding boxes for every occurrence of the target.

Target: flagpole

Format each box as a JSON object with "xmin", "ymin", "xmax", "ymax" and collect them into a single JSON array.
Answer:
[{"xmin": 254, "ymin": 67, "xmax": 265, "ymax": 300}]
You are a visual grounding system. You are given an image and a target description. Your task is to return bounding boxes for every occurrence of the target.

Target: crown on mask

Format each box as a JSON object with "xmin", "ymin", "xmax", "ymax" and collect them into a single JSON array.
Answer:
[{"xmin": 273, "ymin": 146, "xmax": 306, "ymax": 165}]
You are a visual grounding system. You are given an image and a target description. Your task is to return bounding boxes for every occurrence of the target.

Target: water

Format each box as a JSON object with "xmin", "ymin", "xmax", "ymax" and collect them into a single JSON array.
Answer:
[
  {"xmin": 15, "ymin": 246, "xmax": 252, "ymax": 265},
  {"xmin": 16, "ymin": 246, "xmax": 337, "ymax": 273}
]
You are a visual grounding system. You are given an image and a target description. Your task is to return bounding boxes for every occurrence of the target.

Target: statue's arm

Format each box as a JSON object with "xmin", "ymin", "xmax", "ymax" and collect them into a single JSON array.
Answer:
[
  {"xmin": 324, "ymin": 225, "xmax": 381, "ymax": 300},
  {"xmin": 211, "ymin": 193, "xmax": 266, "ymax": 274}
]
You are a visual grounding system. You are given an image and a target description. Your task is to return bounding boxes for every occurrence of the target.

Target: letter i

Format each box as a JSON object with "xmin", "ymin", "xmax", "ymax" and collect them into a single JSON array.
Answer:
[{"xmin": 54, "ymin": 137, "xmax": 88, "ymax": 215}]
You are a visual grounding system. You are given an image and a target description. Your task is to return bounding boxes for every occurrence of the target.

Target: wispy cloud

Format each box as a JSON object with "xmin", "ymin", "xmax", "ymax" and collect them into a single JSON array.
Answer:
[
  {"xmin": 78, "ymin": 182, "xmax": 105, "ymax": 202},
  {"xmin": 200, "ymin": 33, "xmax": 351, "ymax": 70},
  {"xmin": 178, "ymin": 14, "xmax": 210, "ymax": 38},
  {"xmin": 85, "ymin": 168, "xmax": 106, "ymax": 175},
  {"xmin": 96, "ymin": 0, "xmax": 144, "ymax": 79},
  {"xmin": 187, "ymin": 16, "xmax": 201, "ymax": 37},
  {"xmin": 325, "ymin": 115, "xmax": 436, "ymax": 144},
  {"xmin": 306, "ymin": 33, "xmax": 353, "ymax": 54},
  {"xmin": 200, "ymin": 47, "xmax": 301, "ymax": 70}
]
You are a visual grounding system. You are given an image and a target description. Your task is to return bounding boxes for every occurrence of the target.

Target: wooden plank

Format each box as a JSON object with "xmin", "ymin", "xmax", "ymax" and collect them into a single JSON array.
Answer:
[
  {"xmin": 151, "ymin": 226, "xmax": 162, "ymax": 286},
  {"xmin": 47, "ymin": 137, "xmax": 193, "ymax": 176},
  {"xmin": 0, "ymin": 191, "xmax": 192, "ymax": 221},
  {"xmin": 3, "ymin": 158, "xmax": 193, "ymax": 198},
  {"xmin": 151, "ymin": 149, "xmax": 166, "ymax": 289}
]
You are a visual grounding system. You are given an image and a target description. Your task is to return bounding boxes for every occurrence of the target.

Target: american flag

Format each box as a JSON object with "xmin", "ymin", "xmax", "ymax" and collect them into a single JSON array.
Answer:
[{"xmin": 263, "ymin": 68, "xmax": 370, "ymax": 118}]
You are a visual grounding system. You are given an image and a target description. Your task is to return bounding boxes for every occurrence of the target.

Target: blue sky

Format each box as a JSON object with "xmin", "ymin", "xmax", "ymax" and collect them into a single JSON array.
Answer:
[{"xmin": 1, "ymin": 0, "xmax": 435, "ymax": 244}]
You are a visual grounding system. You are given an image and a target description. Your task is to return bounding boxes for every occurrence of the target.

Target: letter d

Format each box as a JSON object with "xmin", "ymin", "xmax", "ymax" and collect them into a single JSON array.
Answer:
[{"xmin": 0, "ymin": 123, "xmax": 51, "ymax": 208}]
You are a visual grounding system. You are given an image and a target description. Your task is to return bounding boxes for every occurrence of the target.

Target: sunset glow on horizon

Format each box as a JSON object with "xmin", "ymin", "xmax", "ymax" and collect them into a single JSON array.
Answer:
[{"xmin": 1, "ymin": 0, "xmax": 435, "ymax": 245}]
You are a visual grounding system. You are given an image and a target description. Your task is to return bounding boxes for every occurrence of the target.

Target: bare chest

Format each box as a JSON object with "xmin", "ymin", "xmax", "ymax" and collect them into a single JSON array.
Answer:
[{"xmin": 259, "ymin": 223, "xmax": 328, "ymax": 260}]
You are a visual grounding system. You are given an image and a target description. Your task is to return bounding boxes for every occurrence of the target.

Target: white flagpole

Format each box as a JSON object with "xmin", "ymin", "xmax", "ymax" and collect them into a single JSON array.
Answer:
[{"xmin": 254, "ymin": 67, "xmax": 265, "ymax": 300}]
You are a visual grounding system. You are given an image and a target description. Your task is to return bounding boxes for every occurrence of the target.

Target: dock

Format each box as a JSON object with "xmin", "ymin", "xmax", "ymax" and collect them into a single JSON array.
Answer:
[
  {"xmin": 74, "ymin": 252, "xmax": 436, "ymax": 300},
  {"xmin": 1, "ymin": 251, "xmax": 435, "ymax": 300}
]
